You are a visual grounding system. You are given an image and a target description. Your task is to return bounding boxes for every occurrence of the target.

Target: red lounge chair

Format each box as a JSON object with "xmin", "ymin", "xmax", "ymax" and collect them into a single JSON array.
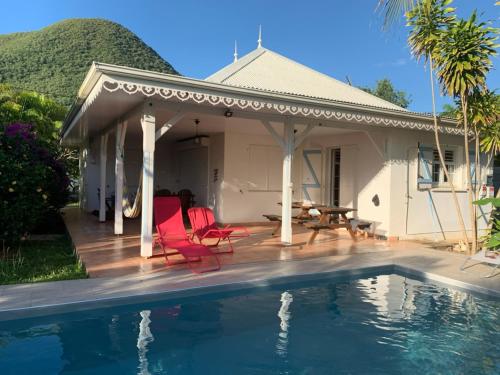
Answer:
[
  {"xmin": 187, "ymin": 207, "xmax": 249, "ymax": 253},
  {"xmin": 154, "ymin": 197, "xmax": 220, "ymax": 274}
]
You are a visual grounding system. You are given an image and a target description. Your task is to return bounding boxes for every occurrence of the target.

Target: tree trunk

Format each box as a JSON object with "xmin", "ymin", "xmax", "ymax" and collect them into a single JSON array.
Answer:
[
  {"xmin": 429, "ymin": 57, "xmax": 469, "ymax": 252},
  {"xmin": 461, "ymin": 96, "xmax": 477, "ymax": 254}
]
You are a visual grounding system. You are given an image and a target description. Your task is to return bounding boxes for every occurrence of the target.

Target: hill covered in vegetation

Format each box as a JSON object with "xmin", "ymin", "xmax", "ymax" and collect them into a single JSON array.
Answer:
[{"xmin": 0, "ymin": 19, "xmax": 178, "ymax": 106}]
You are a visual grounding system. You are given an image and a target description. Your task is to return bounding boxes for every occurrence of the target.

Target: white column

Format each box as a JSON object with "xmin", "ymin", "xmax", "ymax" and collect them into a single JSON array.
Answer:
[
  {"xmin": 78, "ymin": 146, "xmax": 86, "ymax": 210},
  {"xmin": 114, "ymin": 121, "xmax": 127, "ymax": 235},
  {"xmin": 99, "ymin": 133, "xmax": 108, "ymax": 222},
  {"xmin": 281, "ymin": 120, "xmax": 294, "ymax": 245},
  {"xmin": 140, "ymin": 103, "xmax": 156, "ymax": 257}
]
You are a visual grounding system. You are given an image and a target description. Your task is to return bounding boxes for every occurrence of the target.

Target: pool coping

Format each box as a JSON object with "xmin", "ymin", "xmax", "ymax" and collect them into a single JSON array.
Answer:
[{"xmin": 0, "ymin": 250, "xmax": 498, "ymax": 322}]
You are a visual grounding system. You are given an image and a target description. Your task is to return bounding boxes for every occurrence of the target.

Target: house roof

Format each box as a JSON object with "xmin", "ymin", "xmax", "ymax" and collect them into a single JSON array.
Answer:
[{"xmin": 206, "ymin": 47, "xmax": 406, "ymax": 111}]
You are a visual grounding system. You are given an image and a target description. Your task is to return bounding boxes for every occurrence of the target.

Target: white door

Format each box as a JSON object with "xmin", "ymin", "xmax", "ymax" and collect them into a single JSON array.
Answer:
[{"xmin": 302, "ymin": 149, "xmax": 322, "ymax": 204}]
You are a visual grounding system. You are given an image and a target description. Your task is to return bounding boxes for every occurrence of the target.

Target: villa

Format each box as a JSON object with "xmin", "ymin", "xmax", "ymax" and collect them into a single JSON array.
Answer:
[
  {"xmin": 2, "ymin": 17, "xmax": 499, "ymax": 374},
  {"xmin": 62, "ymin": 42, "xmax": 492, "ymax": 258}
]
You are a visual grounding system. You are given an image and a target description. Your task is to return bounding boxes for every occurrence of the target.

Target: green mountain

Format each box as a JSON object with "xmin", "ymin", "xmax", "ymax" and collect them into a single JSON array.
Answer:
[{"xmin": 0, "ymin": 19, "xmax": 178, "ymax": 106}]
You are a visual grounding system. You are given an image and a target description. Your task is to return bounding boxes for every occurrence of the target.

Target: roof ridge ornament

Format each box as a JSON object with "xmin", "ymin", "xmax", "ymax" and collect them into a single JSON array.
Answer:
[
  {"xmin": 257, "ymin": 25, "xmax": 262, "ymax": 48},
  {"xmin": 233, "ymin": 40, "xmax": 238, "ymax": 62}
]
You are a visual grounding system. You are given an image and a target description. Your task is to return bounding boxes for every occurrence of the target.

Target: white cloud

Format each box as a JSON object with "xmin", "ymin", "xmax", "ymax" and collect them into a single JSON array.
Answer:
[{"xmin": 375, "ymin": 58, "xmax": 407, "ymax": 68}]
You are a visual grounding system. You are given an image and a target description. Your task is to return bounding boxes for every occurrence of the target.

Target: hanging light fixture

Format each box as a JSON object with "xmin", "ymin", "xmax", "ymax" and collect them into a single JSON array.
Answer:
[{"xmin": 176, "ymin": 118, "xmax": 208, "ymax": 144}]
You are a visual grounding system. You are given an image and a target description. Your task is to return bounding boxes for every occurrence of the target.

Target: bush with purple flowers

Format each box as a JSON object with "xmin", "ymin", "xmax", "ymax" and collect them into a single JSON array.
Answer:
[{"xmin": 0, "ymin": 123, "xmax": 70, "ymax": 246}]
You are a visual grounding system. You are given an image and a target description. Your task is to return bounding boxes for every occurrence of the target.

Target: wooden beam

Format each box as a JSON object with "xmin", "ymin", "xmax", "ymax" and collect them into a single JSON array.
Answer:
[
  {"xmin": 294, "ymin": 123, "xmax": 316, "ymax": 149},
  {"xmin": 140, "ymin": 103, "xmax": 156, "ymax": 257},
  {"xmin": 155, "ymin": 112, "xmax": 185, "ymax": 141},
  {"xmin": 362, "ymin": 130, "xmax": 385, "ymax": 160},
  {"xmin": 261, "ymin": 120, "xmax": 285, "ymax": 149}
]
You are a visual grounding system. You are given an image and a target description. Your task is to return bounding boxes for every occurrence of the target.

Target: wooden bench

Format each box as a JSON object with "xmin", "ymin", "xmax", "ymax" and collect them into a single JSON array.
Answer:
[
  {"xmin": 264, "ymin": 210, "xmax": 362, "ymax": 245},
  {"xmin": 304, "ymin": 222, "xmax": 355, "ymax": 245},
  {"xmin": 262, "ymin": 214, "xmax": 314, "ymax": 236}
]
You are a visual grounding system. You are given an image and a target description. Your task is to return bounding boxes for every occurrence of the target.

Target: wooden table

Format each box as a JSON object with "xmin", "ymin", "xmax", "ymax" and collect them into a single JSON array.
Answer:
[{"xmin": 267, "ymin": 203, "xmax": 357, "ymax": 245}]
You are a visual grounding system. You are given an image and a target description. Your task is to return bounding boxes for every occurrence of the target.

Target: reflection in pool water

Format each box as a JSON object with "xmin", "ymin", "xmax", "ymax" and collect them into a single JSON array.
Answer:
[{"xmin": 0, "ymin": 274, "xmax": 498, "ymax": 374}]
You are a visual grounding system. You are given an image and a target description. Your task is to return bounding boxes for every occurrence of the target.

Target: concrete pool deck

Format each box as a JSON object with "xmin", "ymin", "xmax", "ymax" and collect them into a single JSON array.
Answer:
[{"xmin": 0, "ymin": 244, "xmax": 498, "ymax": 321}]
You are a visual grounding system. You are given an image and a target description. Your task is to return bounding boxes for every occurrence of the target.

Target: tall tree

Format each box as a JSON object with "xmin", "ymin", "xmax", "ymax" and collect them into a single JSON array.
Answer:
[
  {"xmin": 406, "ymin": 0, "xmax": 470, "ymax": 250},
  {"xmin": 361, "ymin": 78, "xmax": 411, "ymax": 108},
  {"xmin": 435, "ymin": 12, "xmax": 498, "ymax": 253}
]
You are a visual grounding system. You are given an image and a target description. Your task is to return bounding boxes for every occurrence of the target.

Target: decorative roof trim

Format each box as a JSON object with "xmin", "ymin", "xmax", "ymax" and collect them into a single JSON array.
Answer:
[{"xmin": 99, "ymin": 77, "xmax": 462, "ymax": 135}]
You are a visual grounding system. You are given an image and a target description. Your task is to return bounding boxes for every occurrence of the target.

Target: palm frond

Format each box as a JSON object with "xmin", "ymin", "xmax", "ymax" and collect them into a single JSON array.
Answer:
[{"xmin": 377, "ymin": 0, "xmax": 417, "ymax": 30}]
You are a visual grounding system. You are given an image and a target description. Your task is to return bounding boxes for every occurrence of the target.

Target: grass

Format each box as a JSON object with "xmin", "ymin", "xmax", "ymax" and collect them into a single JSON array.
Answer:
[{"xmin": 0, "ymin": 234, "xmax": 87, "ymax": 285}]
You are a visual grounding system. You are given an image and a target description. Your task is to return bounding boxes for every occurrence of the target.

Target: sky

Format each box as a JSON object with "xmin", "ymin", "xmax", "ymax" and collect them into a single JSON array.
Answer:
[{"xmin": 0, "ymin": 0, "xmax": 498, "ymax": 112}]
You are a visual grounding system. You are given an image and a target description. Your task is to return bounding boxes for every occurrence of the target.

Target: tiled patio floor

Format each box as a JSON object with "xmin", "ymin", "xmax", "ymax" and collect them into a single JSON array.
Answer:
[
  {"xmin": 0, "ymin": 207, "xmax": 497, "ymax": 318},
  {"xmin": 63, "ymin": 207, "xmax": 412, "ymax": 278}
]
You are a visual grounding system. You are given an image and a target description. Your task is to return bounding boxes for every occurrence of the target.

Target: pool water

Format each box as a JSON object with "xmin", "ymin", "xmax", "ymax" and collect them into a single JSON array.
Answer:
[{"xmin": 0, "ymin": 274, "xmax": 498, "ymax": 374}]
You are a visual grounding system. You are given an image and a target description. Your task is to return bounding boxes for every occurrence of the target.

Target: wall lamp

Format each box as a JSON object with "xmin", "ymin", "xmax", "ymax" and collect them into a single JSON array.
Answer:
[{"xmin": 224, "ymin": 109, "xmax": 233, "ymax": 118}]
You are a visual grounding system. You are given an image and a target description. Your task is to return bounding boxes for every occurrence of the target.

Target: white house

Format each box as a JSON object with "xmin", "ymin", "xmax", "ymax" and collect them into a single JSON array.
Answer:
[{"xmin": 61, "ymin": 43, "xmax": 492, "ymax": 257}]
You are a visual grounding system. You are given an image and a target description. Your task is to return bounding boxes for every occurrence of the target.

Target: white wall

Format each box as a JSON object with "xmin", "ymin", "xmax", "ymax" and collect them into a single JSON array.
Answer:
[
  {"xmin": 208, "ymin": 133, "xmax": 225, "ymax": 222},
  {"xmin": 220, "ymin": 127, "xmax": 296, "ymax": 223},
  {"xmin": 304, "ymin": 130, "xmax": 391, "ymax": 236},
  {"xmin": 388, "ymin": 128, "xmax": 491, "ymax": 240}
]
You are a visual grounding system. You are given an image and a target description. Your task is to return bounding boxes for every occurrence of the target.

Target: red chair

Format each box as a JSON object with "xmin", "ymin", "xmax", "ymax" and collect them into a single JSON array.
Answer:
[
  {"xmin": 187, "ymin": 207, "xmax": 250, "ymax": 253},
  {"xmin": 154, "ymin": 197, "xmax": 220, "ymax": 274}
]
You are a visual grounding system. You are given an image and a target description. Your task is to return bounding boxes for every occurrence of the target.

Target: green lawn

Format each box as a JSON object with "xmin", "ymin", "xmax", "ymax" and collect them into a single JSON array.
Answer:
[{"xmin": 0, "ymin": 234, "xmax": 87, "ymax": 285}]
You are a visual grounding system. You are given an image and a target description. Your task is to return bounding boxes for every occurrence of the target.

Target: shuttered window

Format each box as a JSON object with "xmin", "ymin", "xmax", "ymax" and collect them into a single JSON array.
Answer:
[
  {"xmin": 432, "ymin": 149, "xmax": 455, "ymax": 184},
  {"xmin": 418, "ymin": 144, "xmax": 459, "ymax": 188}
]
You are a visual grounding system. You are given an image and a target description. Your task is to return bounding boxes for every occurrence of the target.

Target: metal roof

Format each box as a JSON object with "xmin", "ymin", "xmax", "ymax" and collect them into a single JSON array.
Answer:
[{"xmin": 206, "ymin": 47, "xmax": 406, "ymax": 112}]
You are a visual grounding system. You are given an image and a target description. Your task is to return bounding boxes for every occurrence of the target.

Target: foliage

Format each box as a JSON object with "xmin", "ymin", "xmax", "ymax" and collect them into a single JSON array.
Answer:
[
  {"xmin": 0, "ymin": 84, "xmax": 66, "ymax": 140},
  {"xmin": 0, "ymin": 234, "xmax": 87, "ymax": 285},
  {"xmin": 0, "ymin": 19, "xmax": 178, "ymax": 107},
  {"xmin": 434, "ymin": 12, "xmax": 498, "ymax": 98},
  {"xmin": 360, "ymin": 78, "xmax": 411, "ymax": 108},
  {"xmin": 378, "ymin": 0, "xmax": 416, "ymax": 29},
  {"xmin": 474, "ymin": 197, "xmax": 500, "ymax": 249},
  {"xmin": 0, "ymin": 84, "xmax": 79, "ymax": 185},
  {"xmin": 440, "ymin": 103, "xmax": 458, "ymax": 118},
  {"xmin": 440, "ymin": 90, "xmax": 499, "ymax": 155},
  {"xmin": 433, "ymin": 9, "xmax": 498, "ymax": 253},
  {"xmin": 0, "ymin": 123, "xmax": 70, "ymax": 246},
  {"xmin": 406, "ymin": 0, "xmax": 456, "ymax": 62},
  {"xmin": 466, "ymin": 90, "xmax": 500, "ymax": 155}
]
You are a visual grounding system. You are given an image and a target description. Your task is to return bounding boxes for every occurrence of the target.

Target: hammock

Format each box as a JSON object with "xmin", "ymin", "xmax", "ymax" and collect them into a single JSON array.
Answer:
[
  {"xmin": 117, "ymin": 121, "xmax": 142, "ymax": 219},
  {"xmin": 123, "ymin": 170, "xmax": 142, "ymax": 218}
]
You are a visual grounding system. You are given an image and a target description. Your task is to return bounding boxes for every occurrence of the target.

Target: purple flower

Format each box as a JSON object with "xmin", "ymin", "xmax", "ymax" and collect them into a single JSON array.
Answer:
[{"xmin": 4, "ymin": 123, "xmax": 35, "ymax": 141}]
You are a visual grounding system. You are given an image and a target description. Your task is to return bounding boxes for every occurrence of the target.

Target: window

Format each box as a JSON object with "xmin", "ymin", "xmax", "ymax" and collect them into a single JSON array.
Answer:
[
  {"xmin": 432, "ymin": 149, "xmax": 455, "ymax": 184},
  {"xmin": 418, "ymin": 145, "xmax": 459, "ymax": 189}
]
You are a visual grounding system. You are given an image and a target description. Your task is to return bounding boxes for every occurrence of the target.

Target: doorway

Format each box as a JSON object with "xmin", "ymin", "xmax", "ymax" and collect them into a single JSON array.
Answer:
[
  {"xmin": 330, "ymin": 148, "xmax": 341, "ymax": 206},
  {"xmin": 176, "ymin": 146, "xmax": 209, "ymax": 206}
]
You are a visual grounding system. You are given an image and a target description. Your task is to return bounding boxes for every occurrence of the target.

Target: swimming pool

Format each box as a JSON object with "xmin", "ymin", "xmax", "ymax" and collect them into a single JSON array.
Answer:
[{"xmin": 0, "ymin": 273, "xmax": 498, "ymax": 374}]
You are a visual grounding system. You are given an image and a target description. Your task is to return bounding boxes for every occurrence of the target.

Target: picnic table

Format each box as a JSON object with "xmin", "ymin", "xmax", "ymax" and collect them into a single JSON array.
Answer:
[{"xmin": 264, "ymin": 202, "xmax": 358, "ymax": 245}]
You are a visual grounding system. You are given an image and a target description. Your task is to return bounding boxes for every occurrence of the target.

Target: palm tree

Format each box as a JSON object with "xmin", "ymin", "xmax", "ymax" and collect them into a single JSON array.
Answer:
[
  {"xmin": 378, "ymin": 0, "xmax": 499, "ymax": 29},
  {"xmin": 435, "ymin": 12, "xmax": 499, "ymax": 253},
  {"xmin": 462, "ymin": 90, "xmax": 499, "ymax": 199},
  {"xmin": 406, "ymin": 0, "xmax": 470, "ymax": 251}
]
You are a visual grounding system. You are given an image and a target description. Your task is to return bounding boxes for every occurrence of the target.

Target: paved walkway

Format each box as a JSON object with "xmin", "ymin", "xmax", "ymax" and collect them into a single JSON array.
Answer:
[{"xmin": 0, "ymin": 245, "xmax": 498, "ymax": 321}]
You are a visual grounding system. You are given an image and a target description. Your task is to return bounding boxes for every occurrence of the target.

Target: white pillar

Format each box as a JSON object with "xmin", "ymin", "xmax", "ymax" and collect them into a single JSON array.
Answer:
[
  {"xmin": 99, "ymin": 133, "xmax": 108, "ymax": 222},
  {"xmin": 140, "ymin": 103, "xmax": 156, "ymax": 257},
  {"xmin": 78, "ymin": 146, "xmax": 86, "ymax": 210},
  {"xmin": 281, "ymin": 120, "xmax": 294, "ymax": 245},
  {"xmin": 115, "ymin": 121, "xmax": 127, "ymax": 235}
]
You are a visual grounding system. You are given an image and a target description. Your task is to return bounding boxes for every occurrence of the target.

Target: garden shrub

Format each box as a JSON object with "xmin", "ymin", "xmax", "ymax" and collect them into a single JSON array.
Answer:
[{"xmin": 0, "ymin": 123, "xmax": 70, "ymax": 246}]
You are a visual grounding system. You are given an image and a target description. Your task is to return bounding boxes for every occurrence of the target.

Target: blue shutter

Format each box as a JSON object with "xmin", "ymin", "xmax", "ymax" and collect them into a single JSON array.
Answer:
[{"xmin": 417, "ymin": 144, "xmax": 433, "ymax": 188}]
